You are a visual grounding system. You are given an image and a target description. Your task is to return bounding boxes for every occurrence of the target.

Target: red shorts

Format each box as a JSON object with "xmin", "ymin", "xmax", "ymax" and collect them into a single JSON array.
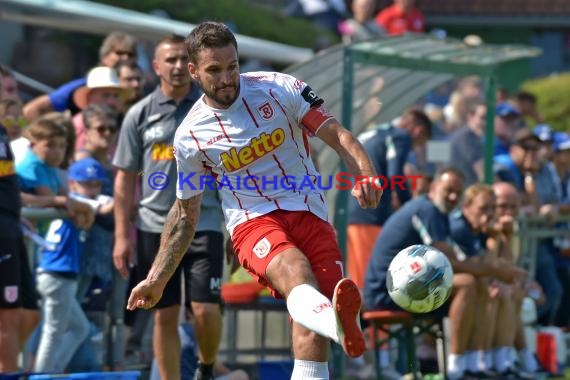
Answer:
[{"xmin": 231, "ymin": 210, "xmax": 344, "ymax": 300}]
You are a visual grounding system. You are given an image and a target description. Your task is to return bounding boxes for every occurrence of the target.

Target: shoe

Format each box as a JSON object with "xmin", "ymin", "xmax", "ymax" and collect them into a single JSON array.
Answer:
[{"xmin": 333, "ymin": 278, "xmax": 366, "ymax": 358}]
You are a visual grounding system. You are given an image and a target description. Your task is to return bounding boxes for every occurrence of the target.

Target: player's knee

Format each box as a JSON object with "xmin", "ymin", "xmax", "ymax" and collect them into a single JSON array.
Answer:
[
  {"xmin": 191, "ymin": 302, "xmax": 221, "ymax": 321},
  {"xmin": 453, "ymin": 273, "xmax": 477, "ymax": 297},
  {"xmin": 154, "ymin": 306, "xmax": 180, "ymax": 327}
]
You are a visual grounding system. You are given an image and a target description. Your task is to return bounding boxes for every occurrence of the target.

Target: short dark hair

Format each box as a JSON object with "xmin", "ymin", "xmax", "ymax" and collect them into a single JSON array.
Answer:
[
  {"xmin": 114, "ymin": 60, "xmax": 142, "ymax": 74},
  {"xmin": 185, "ymin": 22, "xmax": 238, "ymax": 64},
  {"xmin": 154, "ymin": 34, "xmax": 187, "ymax": 58},
  {"xmin": 403, "ymin": 108, "xmax": 432, "ymax": 138}
]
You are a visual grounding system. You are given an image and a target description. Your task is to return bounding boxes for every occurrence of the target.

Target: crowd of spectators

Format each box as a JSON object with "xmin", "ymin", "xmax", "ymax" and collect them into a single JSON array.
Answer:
[{"xmin": 0, "ymin": 1, "xmax": 569, "ymax": 379}]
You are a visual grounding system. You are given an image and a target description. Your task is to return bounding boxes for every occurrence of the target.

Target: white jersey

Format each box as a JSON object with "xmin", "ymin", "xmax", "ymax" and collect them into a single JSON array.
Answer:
[{"xmin": 174, "ymin": 72, "xmax": 333, "ymax": 235}]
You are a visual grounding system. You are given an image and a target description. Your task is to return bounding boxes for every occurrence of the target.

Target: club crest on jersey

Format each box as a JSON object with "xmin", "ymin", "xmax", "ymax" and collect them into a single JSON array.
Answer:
[
  {"xmin": 220, "ymin": 128, "xmax": 285, "ymax": 172},
  {"xmin": 4, "ymin": 286, "xmax": 18, "ymax": 303},
  {"xmin": 257, "ymin": 102, "xmax": 274, "ymax": 121},
  {"xmin": 253, "ymin": 237, "xmax": 271, "ymax": 259}
]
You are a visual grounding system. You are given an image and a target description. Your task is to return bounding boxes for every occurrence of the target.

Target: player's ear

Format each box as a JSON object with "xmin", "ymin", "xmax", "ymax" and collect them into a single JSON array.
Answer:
[{"xmin": 187, "ymin": 62, "xmax": 198, "ymax": 80}]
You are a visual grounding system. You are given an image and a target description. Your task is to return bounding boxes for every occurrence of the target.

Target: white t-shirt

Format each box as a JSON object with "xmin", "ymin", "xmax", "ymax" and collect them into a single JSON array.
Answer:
[{"xmin": 174, "ymin": 72, "xmax": 333, "ymax": 235}]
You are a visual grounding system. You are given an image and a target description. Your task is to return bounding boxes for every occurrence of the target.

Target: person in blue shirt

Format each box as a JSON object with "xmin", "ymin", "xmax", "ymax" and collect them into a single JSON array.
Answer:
[
  {"xmin": 493, "ymin": 102, "xmax": 521, "ymax": 157},
  {"xmin": 364, "ymin": 168, "xmax": 526, "ymax": 380},
  {"xmin": 33, "ymin": 157, "xmax": 108, "ymax": 373},
  {"xmin": 449, "ymin": 184, "xmax": 525, "ymax": 378},
  {"xmin": 347, "ymin": 109, "xmax": 431, "ymax": 291}
]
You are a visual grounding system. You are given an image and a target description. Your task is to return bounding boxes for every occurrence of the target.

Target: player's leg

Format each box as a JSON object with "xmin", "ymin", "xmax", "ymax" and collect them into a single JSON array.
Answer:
[
  {"xmin": 18, "ymin": 238, "xmax": 40, "ymax": 350},
  {"xmin": 447, "ymin": 273, "xmax": 477, "ymax": 380},
  {"xmin": 186, "ymin": 231, "xmax": 224, "ymax": 380},
  {"xmin": 137, "ymin": 229, "xmax": 182, "ymax": 380},
  {"xmin": 0, "ymin": 237, "xmax": 24, "ymax": 372}
]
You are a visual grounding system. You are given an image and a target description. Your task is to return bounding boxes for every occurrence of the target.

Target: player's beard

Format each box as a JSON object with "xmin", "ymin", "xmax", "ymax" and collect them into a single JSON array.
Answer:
[{"xmin": 197, "ymin": 78, "xmax": 239, "ymax": 108}]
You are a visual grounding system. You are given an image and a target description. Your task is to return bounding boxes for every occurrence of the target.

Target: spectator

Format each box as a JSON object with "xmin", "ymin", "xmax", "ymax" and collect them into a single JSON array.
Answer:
[
  {"xmin": 492, "ymin": 182, "xmax": 547, "ymax": 377},
  {"xmin": 0, "ymin": 98, "xmax": 26, "ymax": 141},
  {"xmin": 494, "ymin": 102, "xmax": 521, "ymax": 156},
  {"xmin": 0, "ymin": 77, "xmax": 40, "ymax": 372},
  {"xmin": 449, "ymin": 184, "xmax": 520, "ymax": 377},
  {"xmin": 347, "ymin": 109, "xmax": 431, "ymax": 291},
  {"xmin": 375, "ymin": 0, "xmax": 424, "ymax": 36},
  {"xmin": 71, "ymin": 66, "xmax": 128, "ymax": 151},
  {"xmin": 0, "ymin": 65, "xmax": 20, "ymax": 100},
  {"xmin": 339, "ymin": 0, "xmax": 385, "ymax": 44},
  {"xmin": 112, "ymin": 34, "xmax": 225, "ymax": 380},
  {"xmin": 115, "ymin": 61, "xmax": 146, "ymax": 113},
  {"xmin": 23, "ymin": 31, "xmax": 137, "ymax": 122},
  {"xmin": 448, "ymin": 100, "xmax": 486, "ymax": 186},
  {"xmin": 364, "ymin": 168, "xmax": 525, "ymax": 380},
  {"xmin": 33, "ymin": 158, "xmax": 108, "ymax": 372},
  {"xmin": 515, "ymin": 91, "xmax": 544, "ymax": 127},
  {"xmin": 74, "ymin": 104, "xmax": 117, "ymax": 298},
  {"xmin": 15, "ymin": 116, "xmax": 93, "ymax": 230}
]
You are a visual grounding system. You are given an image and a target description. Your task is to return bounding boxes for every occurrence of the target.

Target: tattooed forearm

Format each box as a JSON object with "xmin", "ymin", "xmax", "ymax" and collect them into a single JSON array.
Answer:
[{"xmin": 146, "ymin": 194, "xmax": 202, "ymax": 284}]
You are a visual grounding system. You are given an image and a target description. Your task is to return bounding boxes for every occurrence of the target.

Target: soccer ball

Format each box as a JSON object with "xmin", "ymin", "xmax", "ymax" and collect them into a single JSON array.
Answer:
[{"xmin": 386, "ymin": 244, "xmax": 453, "ymax": 313}]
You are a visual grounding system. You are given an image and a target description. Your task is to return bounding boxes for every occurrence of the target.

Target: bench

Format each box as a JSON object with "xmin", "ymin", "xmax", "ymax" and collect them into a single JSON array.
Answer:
[{"xmin": 362, "ymin": 310, "xmax": 447, "ymax": 380}]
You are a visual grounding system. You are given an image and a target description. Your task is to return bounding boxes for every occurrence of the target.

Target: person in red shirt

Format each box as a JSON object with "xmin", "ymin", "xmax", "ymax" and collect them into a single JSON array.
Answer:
[{"xmin": 375, "ymin": 0, "xmax": 425, "ymax": 36}]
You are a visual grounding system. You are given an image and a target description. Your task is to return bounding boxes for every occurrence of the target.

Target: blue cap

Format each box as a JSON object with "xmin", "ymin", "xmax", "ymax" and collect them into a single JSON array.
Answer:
[
  {"xmin": 553, "ymin": 132, "xmax": 570, "ymax": 153},
  {"xmin": 68, "ymin": 157, "xmax": 107, "ymax": 182},
  {"xmin": 533, "ymin": 124, "xmax": 554, "ymax": 142},
  {"xmin": 495, "ymin": 102, "xmax": 520, "ymax": 118}
]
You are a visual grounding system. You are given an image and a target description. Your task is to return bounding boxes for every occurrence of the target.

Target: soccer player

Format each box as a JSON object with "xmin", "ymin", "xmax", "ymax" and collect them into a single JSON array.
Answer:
[{"xmin": 127, "ymin": 21, "xmax": 382, "ymax": 380}]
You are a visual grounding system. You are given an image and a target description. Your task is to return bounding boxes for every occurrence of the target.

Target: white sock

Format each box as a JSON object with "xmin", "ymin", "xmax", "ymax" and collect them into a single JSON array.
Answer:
[
  {"xmin": 287, "ymin": 284, "xmax": 338, "ymax": 342},
  {"xmin": 484, "ymin": 351, "xmax": 494, "ymax": 370},
  {"xmin": 447, "ymin": 353, "xmax": 465, "ymax": 380},
  {"xmin": 519, "ymin": 349, "xmax": 538, "ymax": 372},
  {"xmin": 291, "ymin": 360, "xmax": 329, "ymax": 380},
  {"xmin": 494, "ymin": 347, "xmax": 509, "ymax": 373}
]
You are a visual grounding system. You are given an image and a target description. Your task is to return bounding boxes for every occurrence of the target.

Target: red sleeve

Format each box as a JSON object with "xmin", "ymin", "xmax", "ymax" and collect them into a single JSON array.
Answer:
[{"xmin": 301, "ymin": 105, "xmax": 335, "ymax": 136}]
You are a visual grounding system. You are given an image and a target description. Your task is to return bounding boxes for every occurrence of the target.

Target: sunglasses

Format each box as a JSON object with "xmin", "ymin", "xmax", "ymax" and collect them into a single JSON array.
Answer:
[
  {"xmin": 1, "ymin": 117, "xmax": 27, "ymax": 129},
  {"xmin": 115, "ymin": 50, "xmax": 136, "ymax": 58},
  {"xmin": 90, "ymin": 125, "xmax": 117, "ymax": 134}
]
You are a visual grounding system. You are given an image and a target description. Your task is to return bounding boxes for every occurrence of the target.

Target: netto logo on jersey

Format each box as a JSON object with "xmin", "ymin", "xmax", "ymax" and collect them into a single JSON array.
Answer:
[{"xmin": 220, "ymin": 128, "xmax": 285, "ymax": 172}]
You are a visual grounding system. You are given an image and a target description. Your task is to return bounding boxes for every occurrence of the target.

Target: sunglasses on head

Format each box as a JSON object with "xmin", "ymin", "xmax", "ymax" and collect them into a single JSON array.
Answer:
[{"xmin": 1, "ymin": 117, "xmax": 27, "ymax": 129}]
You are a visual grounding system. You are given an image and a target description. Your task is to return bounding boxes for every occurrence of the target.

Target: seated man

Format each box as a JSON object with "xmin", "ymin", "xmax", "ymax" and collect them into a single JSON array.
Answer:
[{"xmin": 364, "ymin": 168, "xmax": 526, "ymax": 380}]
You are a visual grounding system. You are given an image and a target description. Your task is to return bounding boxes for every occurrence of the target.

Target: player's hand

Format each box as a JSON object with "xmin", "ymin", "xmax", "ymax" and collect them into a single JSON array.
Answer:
[
  {"xmin": 126, "ymin": 278, "xmax": 165, "ymax": 310},
  {"xmin": 113, "ymin": 235, "xmax": 135, "ymax": 279},
  {"xmin": 225, "ymin": 238, "xmax": 240, "ymax": 275},
  {"xmin": 351, "ymin": 175, "xmax": 383, "ymax": 209}
]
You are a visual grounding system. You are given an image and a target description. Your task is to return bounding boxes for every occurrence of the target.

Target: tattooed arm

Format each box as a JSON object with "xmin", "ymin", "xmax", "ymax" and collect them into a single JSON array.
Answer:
[{"xmin": 126, "ymin": 194, "xmax": 202, "ymax": 310}]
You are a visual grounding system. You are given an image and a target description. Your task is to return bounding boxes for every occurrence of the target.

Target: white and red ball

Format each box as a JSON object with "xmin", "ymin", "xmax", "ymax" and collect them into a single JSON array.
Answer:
[{"xmin": 387, "ymin": 244, "xmax": 453, "ymax": 313}]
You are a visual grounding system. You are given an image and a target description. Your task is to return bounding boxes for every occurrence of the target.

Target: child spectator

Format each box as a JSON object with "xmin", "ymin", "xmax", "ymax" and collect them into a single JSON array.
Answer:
[
  {"xmin": 33, "ymin": 157, "xmax": 110, "ymax": 373},
  {"xmin": 15, "ymin": 116, "xmax": 93, "ymax": 230}
]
